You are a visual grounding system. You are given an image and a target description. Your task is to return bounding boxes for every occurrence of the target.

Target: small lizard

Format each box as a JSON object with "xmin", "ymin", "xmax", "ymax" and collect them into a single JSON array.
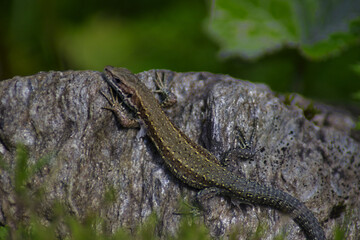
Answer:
[{"xmin": 102, "ymin": 66, "xmax": 326, "ymax": 240}]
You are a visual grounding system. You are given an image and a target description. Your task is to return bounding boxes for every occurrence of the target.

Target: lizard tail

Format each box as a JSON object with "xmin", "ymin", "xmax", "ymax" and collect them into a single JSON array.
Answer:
[{"xmin": 232, "ymin": 179, "xmax": 326, "ymax": 240}]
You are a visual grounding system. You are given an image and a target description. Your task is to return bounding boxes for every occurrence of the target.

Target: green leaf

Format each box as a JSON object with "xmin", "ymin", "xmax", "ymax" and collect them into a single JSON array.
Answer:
[
  {"xmin": 207, "ymin": 0, "xmax": 299, "ymax": 59},
  {"xmin": 207, "ymin": 0, "xmax": 360, "ymax": 60}
]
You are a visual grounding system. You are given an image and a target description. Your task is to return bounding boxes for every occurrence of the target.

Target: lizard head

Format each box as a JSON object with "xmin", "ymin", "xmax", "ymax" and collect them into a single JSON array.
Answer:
[
  {"xmin": 104, "ymin": 66, "xmax": 146, "ymax": 111},
  {"xmin": 104, "ymin": 66, "xmax": 137, "ymax": 96}
]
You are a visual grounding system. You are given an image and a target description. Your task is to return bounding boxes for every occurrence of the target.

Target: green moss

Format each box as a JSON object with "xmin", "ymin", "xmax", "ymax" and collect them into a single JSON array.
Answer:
[
  {"xmin": 283, "ymin": 93, "xmax": 296, "ymax": 106},
  {"xmin": 283, "ymin": 94, "xmax": 320, "ymax": 121},
  {"xmin": 300, "ymin": 101, "xmax": 320, "ymax": 121}
]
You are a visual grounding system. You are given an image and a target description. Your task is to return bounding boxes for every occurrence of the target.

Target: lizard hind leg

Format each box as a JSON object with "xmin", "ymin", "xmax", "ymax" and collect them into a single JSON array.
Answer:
[
  {"xmin": 195, "ymin": 187, "xmax": 230, "ymax": 211},
  {"xmin": 171, "ymin": 188, "xmax": 226, "ymax": 218},
  {"xmin": 196, "ymin": 187, "xmax": 254, "ymax": 212},
  {"xmin": 221, "ymin": 118, "xmax": 258, "ymax": 170}
]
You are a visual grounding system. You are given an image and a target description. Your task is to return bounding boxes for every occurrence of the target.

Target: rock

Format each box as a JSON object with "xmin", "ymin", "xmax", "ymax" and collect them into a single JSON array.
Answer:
[{"xmin": 0, "ymin": 69, "xmax": 359, "ymax": 239}]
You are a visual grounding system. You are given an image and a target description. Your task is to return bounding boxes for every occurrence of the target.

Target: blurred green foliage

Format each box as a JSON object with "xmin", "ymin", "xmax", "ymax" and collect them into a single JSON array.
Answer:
[{"xmin": 0, "ymin": 0, "xmax": 360, "ymax": 104}]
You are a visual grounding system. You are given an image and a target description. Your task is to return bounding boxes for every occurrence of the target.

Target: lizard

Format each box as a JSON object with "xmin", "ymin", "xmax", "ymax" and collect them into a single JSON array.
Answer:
[{"xmin": 102, "ymin": 66, "xmax": 326, "ymax": 240}]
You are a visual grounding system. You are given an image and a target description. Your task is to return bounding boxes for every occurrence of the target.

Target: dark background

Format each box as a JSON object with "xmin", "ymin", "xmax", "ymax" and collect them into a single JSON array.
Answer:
[{"xmin": 1, "ymin": 0, "xmax": 360, "ymax": 105}]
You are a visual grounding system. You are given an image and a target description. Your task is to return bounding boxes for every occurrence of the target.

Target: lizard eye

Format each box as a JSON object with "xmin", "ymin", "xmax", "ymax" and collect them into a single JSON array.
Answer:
[{"xmin": 115, "ymin": 78, "xmax": 121, "ymax": 84}]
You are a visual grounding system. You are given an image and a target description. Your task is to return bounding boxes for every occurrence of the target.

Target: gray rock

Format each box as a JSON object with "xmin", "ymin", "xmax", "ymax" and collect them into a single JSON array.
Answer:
[{"xmin": 0, "ymin": 69, "xmax": 359, "ymax": 239}]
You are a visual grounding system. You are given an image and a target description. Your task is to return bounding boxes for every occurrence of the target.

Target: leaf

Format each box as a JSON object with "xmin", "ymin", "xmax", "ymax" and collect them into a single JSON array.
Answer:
[
  {"xmin": 207, "ymin": 0, "xmax": 299, "ymax": 59},
  {"xmin": 207, "ymin": 0, "xmax": 360, "ymax": 60}
]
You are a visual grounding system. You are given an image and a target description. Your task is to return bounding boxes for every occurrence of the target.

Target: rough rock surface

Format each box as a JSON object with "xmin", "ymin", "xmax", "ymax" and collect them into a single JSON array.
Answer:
[{"xmin": 0, "ymin": 69, "xmax": 359, "ymax": 239}]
